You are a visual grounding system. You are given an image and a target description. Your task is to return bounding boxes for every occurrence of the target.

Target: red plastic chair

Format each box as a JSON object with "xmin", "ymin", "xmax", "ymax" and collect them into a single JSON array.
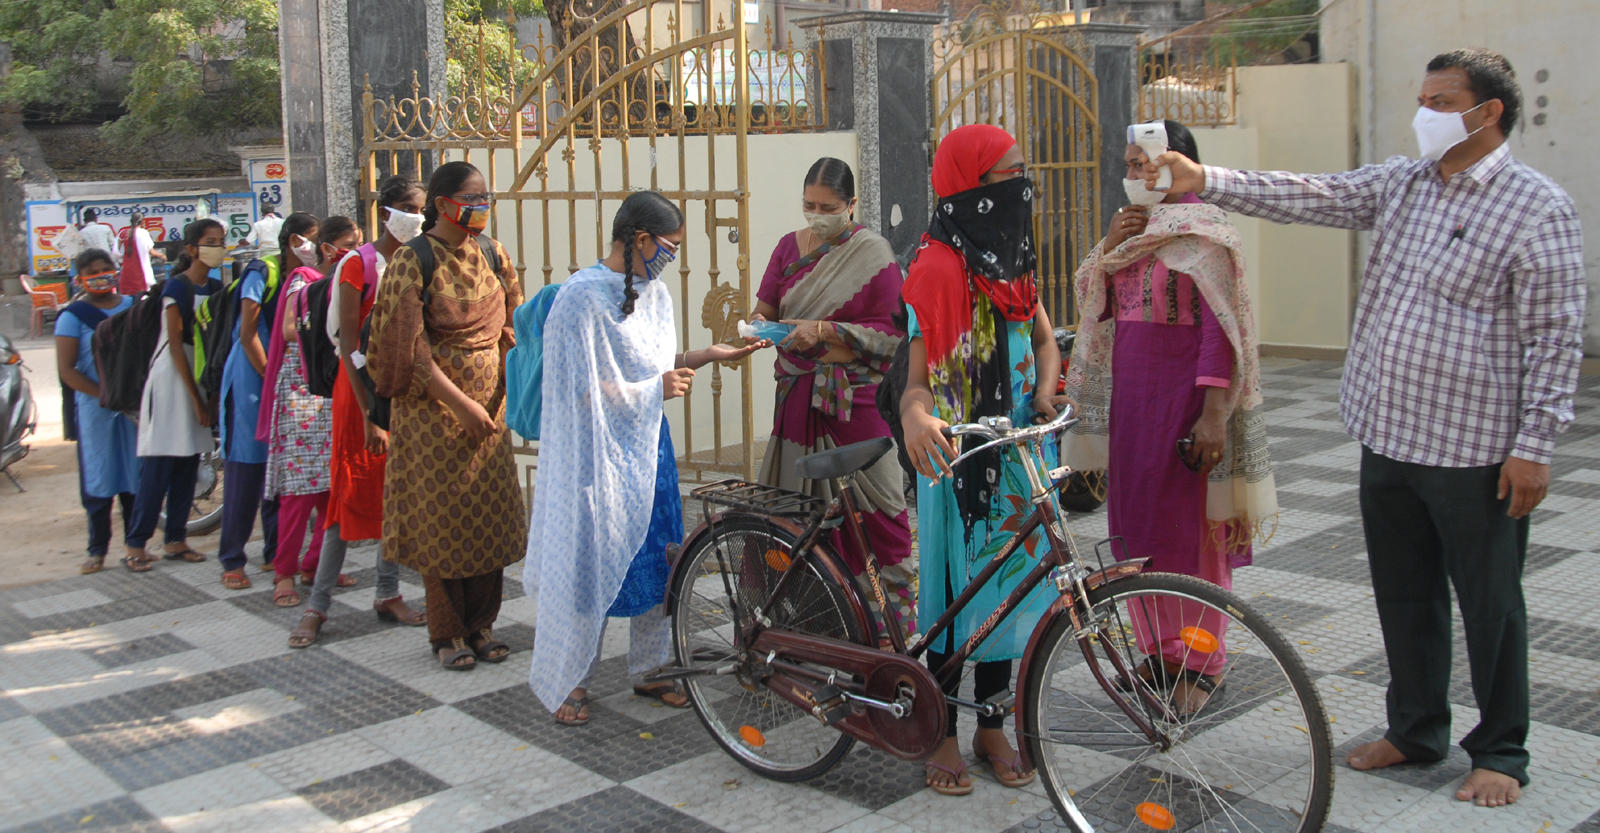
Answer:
[{"xmin": 21, "ymin": 273, "xmax": 68, "ymax": 338}]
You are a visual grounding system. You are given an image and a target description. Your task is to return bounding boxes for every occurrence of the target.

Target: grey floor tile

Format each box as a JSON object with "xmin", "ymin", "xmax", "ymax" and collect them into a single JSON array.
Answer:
[
  {"xmin": 99, "ymin": 709, "xmax": 346, "ymax": 791},
  {"xmin": 83, "ymin": 632, "xmax": 196, "ymax": 669},
  {"xmin": 803, "ymin": 744, "xmax": 928, "ymax": 810},
  {"xmin": 6, "ymin": 796, "xmax": 166, "ymax": 833},
  {"xmin": 1333, "ymin": 726, "xmax": 1472, "ymax": 793},
  {"xmin": 36, "ymin": 667, "xmax": 263, "ymax": 740},
  {"xmin": 234, "ymin": 647, "xmax": 439, "ymax": 730},
  {"xmin": 1530, "ymin": 616, "xmax": 1600, "ymax": 663},
  {"xmin": 296, "ymin": 758, "xmax": 449, "ymax": 823},
  {"xmin": 487, "ymin": 785, "xmax": 721, "ymax": 833}
]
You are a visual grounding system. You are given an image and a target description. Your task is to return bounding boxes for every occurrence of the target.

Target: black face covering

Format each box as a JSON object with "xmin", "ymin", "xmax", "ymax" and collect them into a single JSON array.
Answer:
[{"xmin": 927, "ymin": 176, "xmax": 1037, "ymax": 292}]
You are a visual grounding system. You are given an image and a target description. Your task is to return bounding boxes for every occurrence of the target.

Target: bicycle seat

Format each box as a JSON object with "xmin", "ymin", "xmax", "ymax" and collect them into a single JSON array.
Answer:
[{"xmin": 794, "ymin": 437, "xmax": 895, "ymax": 481}]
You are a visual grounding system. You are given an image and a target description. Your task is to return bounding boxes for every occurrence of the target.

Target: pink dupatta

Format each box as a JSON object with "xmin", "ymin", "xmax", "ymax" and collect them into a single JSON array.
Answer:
[{"xmin": 255, "ymin": 266, "xmax": 320, "ymax": 442}]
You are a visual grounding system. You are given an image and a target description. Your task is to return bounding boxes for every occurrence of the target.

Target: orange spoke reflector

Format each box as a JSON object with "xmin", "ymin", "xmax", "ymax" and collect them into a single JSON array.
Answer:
[
  {"xmin": 739, "ymin": 725, "xmax": 767, "ymax": 747},
  {"xmin": 1179, "ymin": 626, "xmax": 1219, "ymax": 654},
  {"xmin": 1135, "ymin": 801, "xmax": 1176, "ymax": 830},
  {"xmin": 763, "ymin": 549, "xmax": 791, "ymax": 571}
]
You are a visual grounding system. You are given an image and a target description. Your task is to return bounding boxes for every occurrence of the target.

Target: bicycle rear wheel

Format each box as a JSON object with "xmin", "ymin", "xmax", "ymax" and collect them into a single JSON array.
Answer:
[
  {"xmin": 1023, "ymin": 572, "xmax": 1333, "ymax": 833},
  {"xmin": 669, "ymin": 512, "xmax": 869, "ymax": 781}
]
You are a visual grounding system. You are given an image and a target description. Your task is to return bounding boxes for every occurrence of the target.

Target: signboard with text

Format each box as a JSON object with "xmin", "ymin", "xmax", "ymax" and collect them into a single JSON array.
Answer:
[{"xmin": 26, "ymin": 193, "xmax": 259, "ymax": 274}]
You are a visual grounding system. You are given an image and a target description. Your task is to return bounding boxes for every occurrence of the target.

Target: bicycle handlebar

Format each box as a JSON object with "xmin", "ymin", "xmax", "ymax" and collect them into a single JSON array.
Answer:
[{"xmin": 940, "ymin": 404, "xmax": 1077, "ymax": 469}]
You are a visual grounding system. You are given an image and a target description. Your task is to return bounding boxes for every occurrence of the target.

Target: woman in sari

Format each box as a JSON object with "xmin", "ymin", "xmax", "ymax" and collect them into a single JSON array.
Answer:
[
  {"xmin": 368, "ymin": 161, "xmax": 527, "ymax": 670},
  {"xmin": 751, "ymin": 157, "xmax": 913, "ymax": 631},
  {"xmin": 900, "ymin": 125, "xmax": 1071, "ymax": 795},
  {"xmin": 1063, "ymin": 120, "xmax": 1276, "ymax": 715}
]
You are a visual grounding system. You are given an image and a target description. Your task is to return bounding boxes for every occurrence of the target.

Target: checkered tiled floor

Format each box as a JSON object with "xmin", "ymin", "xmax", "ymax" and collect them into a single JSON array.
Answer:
[{"xmin": 3, "ymin": 359, "xmax": 1598, "ymax": 833}]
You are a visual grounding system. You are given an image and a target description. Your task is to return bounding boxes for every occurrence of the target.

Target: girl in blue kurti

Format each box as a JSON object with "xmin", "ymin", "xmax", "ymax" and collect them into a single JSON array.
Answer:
[
  {"xmin": 522, "ymin": 192, "xmax": 764, "ymax": 726},
  {"xmin": 899, "ymin": 125, "xmax": 1071, "ymax": 795},
  {"xmin": 55, "ymin": 249, "xmax": 140, "ymax": 574}
]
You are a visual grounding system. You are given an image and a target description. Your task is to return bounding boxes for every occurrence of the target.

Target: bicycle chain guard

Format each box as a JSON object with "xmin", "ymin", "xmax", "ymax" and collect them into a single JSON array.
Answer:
[{"xmin": 750, "ymin": 629, "xmax": 947, "ymax": 760}]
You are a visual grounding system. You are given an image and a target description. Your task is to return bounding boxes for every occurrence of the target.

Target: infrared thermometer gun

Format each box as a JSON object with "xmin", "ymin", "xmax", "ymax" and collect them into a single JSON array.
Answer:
[{"xmin": 1128, "ymin": 121, "xmax": 1172, "ymax": 191}]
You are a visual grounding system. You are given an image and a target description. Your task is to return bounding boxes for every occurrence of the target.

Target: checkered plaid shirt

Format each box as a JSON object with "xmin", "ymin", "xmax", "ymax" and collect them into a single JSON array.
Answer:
[{"xmin": 1202, "ymin": 144, "xmax": 1586, "ymax": 467}]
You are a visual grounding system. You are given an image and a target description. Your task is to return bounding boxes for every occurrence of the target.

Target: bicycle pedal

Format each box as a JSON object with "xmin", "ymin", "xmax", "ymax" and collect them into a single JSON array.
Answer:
[
  {"xmin": 809, "ymin": 684, "xmax": 850, "ymax": 725},
  {"xmin": 981, "ymin": 690, "xmax": 1015, "ymax": 718}
]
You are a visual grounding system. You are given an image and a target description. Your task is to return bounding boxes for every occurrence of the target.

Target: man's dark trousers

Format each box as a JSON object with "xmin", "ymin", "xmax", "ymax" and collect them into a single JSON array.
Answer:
[{"xmin": 1359, "ymin": 446, "xmax": 1531, "ymax": 785}]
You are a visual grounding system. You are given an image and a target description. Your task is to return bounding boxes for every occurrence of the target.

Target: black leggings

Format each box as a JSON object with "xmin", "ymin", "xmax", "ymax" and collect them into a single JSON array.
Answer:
[{"xmin": 926, "ymin": 650, "xmax": 1011, "ymax": 737}]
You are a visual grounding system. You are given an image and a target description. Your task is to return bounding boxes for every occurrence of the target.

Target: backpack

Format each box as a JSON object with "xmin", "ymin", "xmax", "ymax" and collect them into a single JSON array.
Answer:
[
  {"xmin": 194, "ymin": 257, "xmax": 282, "ymax": 396},
  {"xmin": 59, "ymin": 301, "xmax": 110, "ymax": 441},
  {"xmin": 357, "ymin": 234, "xmax": 505, "ymax": 431},
  {"xmin": 92, "ymin": 285, "xmax": 168, "ymax": 414},
  {"xmin": 294, "ymin": 274, "xmax": 341, "ymax": 398},
  {"xmin": 504, "ymin": 283, "xmax": 562, "ymax": 440}
]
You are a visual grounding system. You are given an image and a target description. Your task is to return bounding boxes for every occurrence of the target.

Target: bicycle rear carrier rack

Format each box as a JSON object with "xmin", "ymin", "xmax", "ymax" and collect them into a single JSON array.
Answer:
[{"xmin": 691, "ymin": 481, "xmax": 825, "ymax": 520}]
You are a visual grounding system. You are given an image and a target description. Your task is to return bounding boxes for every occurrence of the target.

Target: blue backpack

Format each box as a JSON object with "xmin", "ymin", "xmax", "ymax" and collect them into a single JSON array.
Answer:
[{"xmin": 504, "ymin": 283, "xmax": 563, "ymax": 440}]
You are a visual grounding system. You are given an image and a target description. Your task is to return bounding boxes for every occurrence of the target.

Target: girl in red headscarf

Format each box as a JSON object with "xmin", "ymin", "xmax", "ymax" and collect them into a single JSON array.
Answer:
[{"xmin": 900, "ymin": 125, "xmax": 1071, "ymax": 795}]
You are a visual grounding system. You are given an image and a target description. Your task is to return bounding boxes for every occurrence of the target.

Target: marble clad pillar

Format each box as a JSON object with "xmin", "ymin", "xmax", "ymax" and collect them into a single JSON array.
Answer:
[
  {"xmin": 1071, "ymin": 22, "xmax": 1144, "ymax": 237},
  {"xmin": 277, "ymin": 0, "xmax": 447, "ymax": 221},
  {"xmin": 808, "ymin": 11, "xmax": 944, "ymax": 263}
]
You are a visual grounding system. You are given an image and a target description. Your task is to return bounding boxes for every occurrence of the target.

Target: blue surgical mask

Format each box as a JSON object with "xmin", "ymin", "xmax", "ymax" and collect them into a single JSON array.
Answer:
[{"xmin": 643, "ymin": 237, "xmax": 677, "ymax": 280}]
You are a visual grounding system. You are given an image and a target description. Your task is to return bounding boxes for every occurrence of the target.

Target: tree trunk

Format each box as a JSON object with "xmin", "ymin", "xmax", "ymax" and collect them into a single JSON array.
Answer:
[{"xmin": 543, "ymin": 0, "xmax": 654, "ymax": 127}]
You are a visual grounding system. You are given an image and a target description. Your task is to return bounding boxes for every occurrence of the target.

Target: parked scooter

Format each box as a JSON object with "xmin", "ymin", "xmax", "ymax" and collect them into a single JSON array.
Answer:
[{"xmin": 0, "ymin": 332, "xmax": 37, "ymax": 491}]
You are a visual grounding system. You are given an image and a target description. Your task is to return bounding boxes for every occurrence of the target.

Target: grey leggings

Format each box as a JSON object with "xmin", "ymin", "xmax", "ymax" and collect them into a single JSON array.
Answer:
[{"xmin": 307, "ymin": 522, "xmax": 402, "ymax": 615}]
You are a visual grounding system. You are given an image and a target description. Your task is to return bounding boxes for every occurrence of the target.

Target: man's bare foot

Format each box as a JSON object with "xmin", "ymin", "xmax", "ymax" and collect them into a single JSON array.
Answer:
[
  {"xmin": 1456, "ymin": 768, "xmax": 1521, "ymax": 807},
  {"xmin": 924, "ymin": 737, "xmax": 972, "ymax": 795},
  {"xmin": 1347, "ymin": 738, "xmax": 1409, "ymax": 771}
]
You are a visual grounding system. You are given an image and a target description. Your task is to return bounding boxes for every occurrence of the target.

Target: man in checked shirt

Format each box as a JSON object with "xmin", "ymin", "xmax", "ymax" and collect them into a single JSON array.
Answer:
[{"xmin": 1140, "ymin": 48, "xmax": 1585, "ymax": 808}]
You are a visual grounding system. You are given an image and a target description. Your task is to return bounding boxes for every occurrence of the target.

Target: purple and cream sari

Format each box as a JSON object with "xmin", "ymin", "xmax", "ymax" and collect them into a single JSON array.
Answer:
[{"xmin": 756, "ymin": 225, "xmax": 912, "ymax": 582}]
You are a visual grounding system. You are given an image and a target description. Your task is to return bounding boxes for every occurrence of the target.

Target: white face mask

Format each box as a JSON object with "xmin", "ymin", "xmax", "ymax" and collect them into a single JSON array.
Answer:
[
  {"xmin": 804, "ymin": 209, "xmax": 852, "ymax": 241},
  {"xmin": 384, "ymin": 207, "xmax": 424, "ymax": 243},
  {"xmin": 1123, "ymin": 177, "xmax": 1166, "ymax": 207},
  {"xmin": 1412, "ymin": 102, "xmax": 1487, "ymax": 162},
  {"xmin": 290, "ymin": 234, "xmax": 318, "ymax": 266}
]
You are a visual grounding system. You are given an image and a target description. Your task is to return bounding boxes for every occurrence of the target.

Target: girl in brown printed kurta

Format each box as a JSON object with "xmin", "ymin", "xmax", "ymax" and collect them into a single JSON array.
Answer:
[{"xmin": 367, "ymin": 161, "xmax": 528, "ymax": 671}]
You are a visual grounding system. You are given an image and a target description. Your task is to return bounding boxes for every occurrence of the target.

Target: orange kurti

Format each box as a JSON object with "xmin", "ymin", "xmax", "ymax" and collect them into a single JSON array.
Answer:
[{"xmin": 325, "ymin": 255, "xmax": 385, "ymax": 541}]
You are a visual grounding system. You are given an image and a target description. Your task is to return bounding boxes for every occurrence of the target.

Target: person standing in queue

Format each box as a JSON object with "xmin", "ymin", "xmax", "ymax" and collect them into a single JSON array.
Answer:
[
  {"xmin": 289, "ymin": 177, "xmax": 429, "ymax": 648},
  {"xmin": 367, "ymin": 162, "xmax": 527, "ymax": 670},
  {"xmin": 124, "ymin": 219, "xmax": 225, "ymax": 570},
  {"xmin": 216, "ymin": 212, "xmax": 318, "ymax": 591},
  {"xmin": 1142, "ymin": 48, "xmax": 1585, "ymax": 807},
  {"xmin": 55, "ymin": 249, "xmax": 140, "ymax": 575},
  {"xmin": 899, "ymin": 125, "xmax": 1071, "ymax": 795}
]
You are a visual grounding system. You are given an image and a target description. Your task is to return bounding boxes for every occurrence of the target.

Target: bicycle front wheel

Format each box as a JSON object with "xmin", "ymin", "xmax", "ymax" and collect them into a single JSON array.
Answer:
[
  {"xmin": 1023, "ymin": 572, "xmax": 1333, "ymax": 833},
  {"xmin": 669, "ymin": 513, "xmax": 869, "ymax": 781}
]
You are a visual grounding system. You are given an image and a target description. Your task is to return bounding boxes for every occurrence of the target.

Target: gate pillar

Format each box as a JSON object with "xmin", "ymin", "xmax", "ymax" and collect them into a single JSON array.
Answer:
[
  {"xmin": 1071, "ymin": 23, "xmax": 1144, "ymax": 237},
  {"xmin": 278, "ymin": 0, "xmax": 446, "ymax": 220},
  {"xmin": 807, "ymin": 11, "xmax": 944, "ymax": 261}
]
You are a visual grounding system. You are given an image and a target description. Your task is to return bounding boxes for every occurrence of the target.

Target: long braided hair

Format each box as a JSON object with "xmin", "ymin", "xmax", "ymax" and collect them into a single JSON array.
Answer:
[{"xmin": 610, "ymin": 191, "xmax": 683, "ymax": 317}]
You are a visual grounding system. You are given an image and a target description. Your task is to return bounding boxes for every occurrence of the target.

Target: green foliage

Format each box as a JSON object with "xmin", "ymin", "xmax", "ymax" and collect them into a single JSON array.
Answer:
[
  {"xmin": 445, "ymin": 0, "xmax": 546, "ymax": 101},
  {"xmin": 1204, "ymin": 0, "xmax": 1320, "ymax": 66},
  {"xmin": 0, "ymin": 0, "xmax": 280, "ymax": 141}
]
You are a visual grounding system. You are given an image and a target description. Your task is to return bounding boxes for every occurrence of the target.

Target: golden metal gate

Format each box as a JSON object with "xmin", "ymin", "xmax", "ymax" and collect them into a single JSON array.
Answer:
[
  {"xmin": 359, "ymin": 2, "xmax": 826, "ymax": 492},
  {"xmin": 930, "ymin": 6, "xmax": 1099, "ymax": 325}
]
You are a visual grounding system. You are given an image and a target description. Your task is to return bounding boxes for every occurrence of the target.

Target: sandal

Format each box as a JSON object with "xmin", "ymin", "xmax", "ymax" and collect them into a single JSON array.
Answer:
[
  {"xmin": 632, "ymin": 681, "xmax": 690, "ymax": 708},
  {"xmin": 273, "ymin": 577, "xmax": 300, "ymax": 607},
  {"xmin": 1114, "ymin": 656, "xmax": 1175, "ymax": 694},
  {"xmin": 1172, "ymin": 668, "xmax": 1224, "ymax": 717},
  {"xmin": 300, "ymin": 571, "xmax": 357, "ymax": 587},
  {"xmin": 81, "ymin": 555, "xmax": 106, "ymax": 575},
  {"xmin": 437, "ymin": 638, "xmax": 477, "ymax": 671},
  {"xmin": 555, "ymin": 695, "xmax": 591, "ymax": 726},
  {"xmin": 924, "ymin": 759, "xmax": 974, "ymax": 796},
  {"xmin": 374, "ymin": 596, "xmax": 425, "ymax": 625},
  {"xmin": 972, "ymin": 736, "xmax": 1036, "ymax": 788},
  {"xmin": 162, "ymin": 545, "xmax": 207, "ymax": 563},
  {"xmin": 468, "ymin": 629, "xmax": 510, "ymax": 663},
  {"xmin": 288, "ymin": 610, "xmax": 326, "ymax": 648},
  {"xmin": 121, "ymin": 553, "xmax": 156, "ymax": 573},
  {"xmin": 221, "ymin": 569, "xmax": 252, "ymax": 590}
]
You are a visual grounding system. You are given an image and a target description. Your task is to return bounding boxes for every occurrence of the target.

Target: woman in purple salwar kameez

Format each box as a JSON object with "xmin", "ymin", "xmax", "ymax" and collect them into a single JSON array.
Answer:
[
  {"xmin": 751, "ymin": 158, "xmax": 914, "ymax": 632},
  {"xmin": 1065, "ymin": 122, "xmax": 1278, "ymax": 715}
]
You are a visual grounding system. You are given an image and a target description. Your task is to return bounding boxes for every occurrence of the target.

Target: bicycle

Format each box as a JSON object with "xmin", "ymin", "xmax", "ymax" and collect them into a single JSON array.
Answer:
[{"xmin": 660, "ymin": 406, "xmax": 1334, "ymax": 832}]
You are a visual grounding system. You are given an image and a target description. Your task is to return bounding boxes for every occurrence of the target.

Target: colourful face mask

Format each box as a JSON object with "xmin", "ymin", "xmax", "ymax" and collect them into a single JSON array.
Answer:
[
  {"xmin": 79, "ymin": 270, "xmax": 118, "ymax": 294},
  {"xmin": 441, "ymin": 197, "xmax": 491, "ymax": 235}
]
